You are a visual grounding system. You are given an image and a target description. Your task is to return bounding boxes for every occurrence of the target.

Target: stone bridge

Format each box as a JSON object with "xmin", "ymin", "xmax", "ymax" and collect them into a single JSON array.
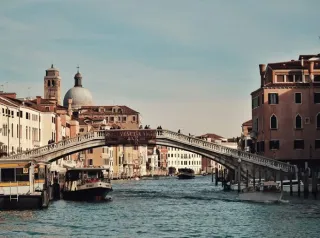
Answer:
[{"xmin": 0, "ymin": 129, "xmax": 296, "ymax": 178}]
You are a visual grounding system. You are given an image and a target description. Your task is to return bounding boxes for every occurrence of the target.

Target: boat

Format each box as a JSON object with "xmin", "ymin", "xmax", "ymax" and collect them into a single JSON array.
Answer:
[
  {"xmin": 177, "ymin": 168, "xmax": 195, "ymax": 179},
  {"xmin": 239, "ymin": 181, "xmax": 283, "ymax": 203},
  {"xmin": 0, "ymin": 161, "xmax": 50, "ymax": 210},
  {"xmin": 61, "ymin": 167, "xmax": 112, "ymax": 202}
]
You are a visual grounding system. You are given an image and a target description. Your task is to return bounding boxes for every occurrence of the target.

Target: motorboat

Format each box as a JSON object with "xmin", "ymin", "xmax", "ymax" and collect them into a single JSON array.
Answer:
[
  {"xmin": 62, "ymin": 167, "xmax": 112, "ymax": 202},
  {"xmin": 177, "ymin": 168, "xmax": 195, "ymax": 179}
]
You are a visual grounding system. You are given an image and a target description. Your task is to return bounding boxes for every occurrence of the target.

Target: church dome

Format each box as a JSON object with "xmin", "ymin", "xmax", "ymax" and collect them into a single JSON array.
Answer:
[{"xmin": 63, "ymin": 70, "xmax": 93, "ymax": 109}]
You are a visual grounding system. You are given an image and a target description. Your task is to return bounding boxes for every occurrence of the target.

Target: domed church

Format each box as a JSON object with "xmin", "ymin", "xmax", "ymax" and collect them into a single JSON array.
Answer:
[{"xmin": 63, "ymin": 68, "xmax": 93, "ymax": 109}]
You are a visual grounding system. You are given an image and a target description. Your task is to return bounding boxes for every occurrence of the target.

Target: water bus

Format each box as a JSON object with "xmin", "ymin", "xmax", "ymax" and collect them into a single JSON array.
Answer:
[
  {"xmin": 61, "ymin": 167, "xmax": 112, "ymax": 201},
  {"xmin": 0, "ymin": 161, "xmax": 50, "ymax": 210}
]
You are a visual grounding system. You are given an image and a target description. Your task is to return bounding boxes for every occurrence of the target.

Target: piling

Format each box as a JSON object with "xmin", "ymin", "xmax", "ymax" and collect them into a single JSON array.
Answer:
[
  {"xmin": 215, "ymin": 167, "xmax": 218, "ymax": 186},
  {"xmin": 246, "ymin": 170, "xmax": 249, "ymax": 188},
  {"xmin": 237, "ymin": 162, "xmax": 241, "ymax": 193},
  {"xmin": 280, "ymin": 170, "xmax": 283, "ymax": 192},
  {"xmin": 312, "ymin": 169, "xmax": 317, "ymax": 199},
  {"xmin": 297, "ymin": 168, "xmax": 301, "ymax": 197},
  {"xmin": 258, "ymin": 168, "xmax": 261, "ymax": 184},
  {"xmin": 221, "ymin": 169, "xmax": 225, "ymax": 188},
  {"xmin": 252, "ymin": 167, "xmax": 256, "ymax": 189},
  {"xmin": 289, "ymin": 172, "xmax": 293, "ymax": 196},
  {"xmin": 304, "ymin": 168, "xmax": 309, "ymax": 198}
]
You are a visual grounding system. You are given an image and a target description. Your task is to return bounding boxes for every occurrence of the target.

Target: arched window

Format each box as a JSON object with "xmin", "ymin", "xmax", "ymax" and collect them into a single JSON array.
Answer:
[
  {"xmin": 52, "ymin": 80, "xmax": 55, "ymax": 86},
  {"xmin": 317, "ymin": 113, "xmax": 320, "ymax": 128},
  {"xmin": 295, "ymin": 115, "xmax": 302, "ymax": 129},
  {"xmin": 270, "ymin": 115, "xmax": 278, "ymax": 129}
]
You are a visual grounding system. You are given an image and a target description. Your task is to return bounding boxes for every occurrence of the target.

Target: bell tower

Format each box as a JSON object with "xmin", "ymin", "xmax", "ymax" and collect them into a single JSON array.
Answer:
[{"xmin": 44, "ymin": 64, "xmax": 61, "ymax": 105}]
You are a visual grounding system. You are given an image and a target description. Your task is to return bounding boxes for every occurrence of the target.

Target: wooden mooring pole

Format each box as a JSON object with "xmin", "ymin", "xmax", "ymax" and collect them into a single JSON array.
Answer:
[
  {"xmin": 304, "ymin": 168, "xmax": 309, "ymax": 198},
  {"xmin": 237, "ymin": 160, "xmax": 241, "ymax": 193},
  {"xmin": 252, "ymin": 167, "xmax": 256, "ymax": 189},
  {"xmin": 289, "ymin": 172, "xmax": 293, "ymax": 196},
  {"xmin": 215, "ymin": 167, "xmax": 218, "ymax": 186},
  {"xmin": 297, "ymin": 168, "xmax": 301, "ymax": 197},
  {"xmin": 312, "ymin": 169, "xmax": 317, "ymax": 199}
]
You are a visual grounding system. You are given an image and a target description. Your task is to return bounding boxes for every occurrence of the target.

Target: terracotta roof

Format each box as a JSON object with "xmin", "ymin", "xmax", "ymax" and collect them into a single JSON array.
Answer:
[
  {"xmin": 2, "ymin": 96, "xmax": 49, "ymax": 112},
  {"xmin": 80, "ymin": 105, "xmax": 139, "ymax": 115},
  {"xmin": 268, "ymin": 59, "xmax": 320, "ymax": 70},
  {"xmin": 242, "ymin": 119, "xmax": 252, "ymax": 127},
  {"xmin": 198, "ymin": 133, "xmax": 224, "ymax": 140}
]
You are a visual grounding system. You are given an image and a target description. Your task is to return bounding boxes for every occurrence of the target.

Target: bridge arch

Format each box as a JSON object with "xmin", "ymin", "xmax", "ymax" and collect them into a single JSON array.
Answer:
[{"xmin": 0, "ymin": 130, "xmax": 296, "ymax": 179}]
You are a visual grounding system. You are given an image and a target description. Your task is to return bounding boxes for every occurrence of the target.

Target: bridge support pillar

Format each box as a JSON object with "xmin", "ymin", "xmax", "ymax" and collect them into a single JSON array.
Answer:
[
  {"xmin": 215, "ymin": 167, "xmax": 218, "ymax": 186},
  {"xmin": 237, "ymin": 161, "xmax": 241, "ymax": 193}
]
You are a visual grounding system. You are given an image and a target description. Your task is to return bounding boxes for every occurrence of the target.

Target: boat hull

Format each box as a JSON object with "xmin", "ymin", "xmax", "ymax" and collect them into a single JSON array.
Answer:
[
  {"xmin": 177, "ymin": 174, "xmax": 195, "ymax": 179},
  {"xmin": 62, "ymin": 187, "xmax": 112, "ymax": 201},
  {"xmin": 0, "ymin": 194, "xmax": 47, "ymax": 210},
  {"xmin": 239, "ymin": 192, "xmax": 283, "ymax": 203}
]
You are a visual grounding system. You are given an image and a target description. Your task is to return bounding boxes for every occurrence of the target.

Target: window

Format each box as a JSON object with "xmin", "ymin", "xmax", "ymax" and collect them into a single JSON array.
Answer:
[
  {"xmin": 286, "ymin": 75, "xmax": 294, "ymax": 82},
  {"xmin": 294, "ymin": 140, "xmax": 304, "ymax": 150},
  {"xmin": 315, "ymin": 140, "xmax": 320, "ymax": 149},
  {"xmin": 270, "ymin": 115, "xmax": 278, "ymax": 129},
  {"xmin": 268, "ymin": 93, "xmax": 279, "ymax": 104},
  {"xmin": 295, "ymin": 74, "xmax": 302, "ymax": 82},
  {"xmin": 133, "ymin": 116, "xmax": 136, "ymax": 121},
  {"xmin": 79, "ymin": 128, "xmax": 84, "ymax": 132},
  {"xmin": 314, "ymin": 93, "xmax": 320, "ymax": 104},
  {"xmin": 88, "ymin": 148, "xmax": 93, "ymax": 154},
  {"xmin": 253, "ymin": 118, "xmax": 259, "ymax": 132},
  {"xmin": 276, "ymin": 75, "xmax": 284, "ymax": 82},
  {"xmin": 317, "ymin": 114, "xmax": 320, "ymax": 128},
  {"xmin": 295, "ymin": 115, "xmax": 302, "ymax": 129},
  {"xmin": 252, "ymin": 96, "xmax": 260, "ymax": 109},
  {"xmin": 88, "ymin": 159, "xmax": 93, "ymax": 166},
  {"xmin": 295, "ymin": 93, "xmax": 302, "ymax": 104},
  {"xmin": 261, "ymin": 94, "xmax": 264, "ymax": 104},
  {"xmin": 269, "ymin": 140, "xmax": 280, "ymax": 150},
  {"xmin": 314, "ymin": 75, "xmax": 320, "ymax": 82}
]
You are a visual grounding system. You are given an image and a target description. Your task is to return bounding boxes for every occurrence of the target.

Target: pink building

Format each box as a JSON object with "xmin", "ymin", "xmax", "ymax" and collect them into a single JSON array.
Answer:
[{"xmin": 251, "ymin": 54, "xmax": 320, "ymax": 167}]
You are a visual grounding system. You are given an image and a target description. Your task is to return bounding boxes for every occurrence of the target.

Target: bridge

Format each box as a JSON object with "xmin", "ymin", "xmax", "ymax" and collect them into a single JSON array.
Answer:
[{"xmin": 0, "ymin": 129, "xmax": 296, "ymax": 179}]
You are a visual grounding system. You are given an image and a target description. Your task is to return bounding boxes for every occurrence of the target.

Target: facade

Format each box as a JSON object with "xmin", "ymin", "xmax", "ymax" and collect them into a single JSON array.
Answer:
[
  {"xmin": 239, "ymin": 119, "xmax": 253, "ymax": 152},
  {"xmin": 0, "ymin": 93, "xmax": 56, "ymax": 156},
  {"xmin": 166, "ymin": 147, "xmax": 202, "ymax": 174},
  {"xmin": 251, "ymin": 54, "xmax": 320, "ymax": 166}
]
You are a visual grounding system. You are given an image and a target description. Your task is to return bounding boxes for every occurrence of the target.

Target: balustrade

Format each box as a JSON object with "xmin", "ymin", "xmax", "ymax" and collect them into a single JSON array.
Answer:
[{"xmin": 0, "ymin": 129, "xmax": 295, "ymax": 173}]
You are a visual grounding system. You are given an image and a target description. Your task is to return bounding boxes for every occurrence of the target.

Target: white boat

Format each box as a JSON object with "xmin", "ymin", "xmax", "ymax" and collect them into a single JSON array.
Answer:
[{"xmin": 239, "ymin": 181, "xmax": 283, "ymax": 203}]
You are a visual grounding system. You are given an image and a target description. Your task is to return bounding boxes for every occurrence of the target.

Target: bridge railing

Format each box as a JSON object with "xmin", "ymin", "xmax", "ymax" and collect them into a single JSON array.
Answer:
[
  {"xmin": 157, "ymin": 130, "xmax": 295, "ymax": 173},
  {"xmin": 0, "ymin": 131, "xmax": 105, "ymax": 161}
]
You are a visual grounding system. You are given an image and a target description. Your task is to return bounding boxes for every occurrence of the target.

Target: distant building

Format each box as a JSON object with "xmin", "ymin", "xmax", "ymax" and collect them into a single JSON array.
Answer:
[
  {"xmin": 239, "ymin": 119, "xmax": 253, "ymax": 152},
  {"xmin": 251, "ymin": 54, "xmax": 320, "ymax": 167},
  {"xmin": 166, "ymin": 147, "xmax": 202, "ymax": 174}
]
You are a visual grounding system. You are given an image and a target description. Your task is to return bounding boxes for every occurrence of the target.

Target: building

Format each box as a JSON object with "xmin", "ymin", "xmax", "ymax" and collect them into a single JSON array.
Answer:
[
  {"xmin": 166, "ymin": 147, "xmax": 202, "ymax": 174},
  {"xmin": 251, "ymin": 54, "xmax": 320, "ymax": 167},
  {"xmin": 44, "ymin": 64, "xmax": 62, "ymax": 105},
  {"xmin": 239, "ymin": 119, "xmax": 253, "ymax": 152},
  {"xmin": 0, "ymin": 93, "xmax": 56, "ymax": 156}
]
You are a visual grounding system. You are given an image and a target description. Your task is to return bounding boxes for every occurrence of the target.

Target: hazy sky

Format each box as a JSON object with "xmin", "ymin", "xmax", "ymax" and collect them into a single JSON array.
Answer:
[{"xmin": 0, "ymin": 0, "xmax": 320, "ymax": 138}]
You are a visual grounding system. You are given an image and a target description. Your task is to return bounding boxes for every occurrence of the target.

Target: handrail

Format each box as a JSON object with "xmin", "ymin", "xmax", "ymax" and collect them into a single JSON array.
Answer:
[{"xmin": 0, "ymin": 129, "xmax": 295, "ymax": 173}]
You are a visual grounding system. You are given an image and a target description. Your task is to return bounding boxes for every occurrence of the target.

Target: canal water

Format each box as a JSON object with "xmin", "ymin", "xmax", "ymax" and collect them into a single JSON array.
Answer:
[{"xmin": 1, "ymin": 176, "xmax": 320, "ymax": 237}]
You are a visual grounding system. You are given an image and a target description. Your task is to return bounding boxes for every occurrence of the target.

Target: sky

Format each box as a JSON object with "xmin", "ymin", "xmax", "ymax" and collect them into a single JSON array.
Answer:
[{"xmin": 0, "ymin": 0, "xmax": 320, "ymax": 138}]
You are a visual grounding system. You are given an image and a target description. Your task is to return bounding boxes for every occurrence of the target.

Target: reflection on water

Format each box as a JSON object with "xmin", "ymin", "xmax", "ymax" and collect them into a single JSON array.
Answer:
[{"xmin": 1, "ymin": 176, "xmax": 320, "ymax": 237}]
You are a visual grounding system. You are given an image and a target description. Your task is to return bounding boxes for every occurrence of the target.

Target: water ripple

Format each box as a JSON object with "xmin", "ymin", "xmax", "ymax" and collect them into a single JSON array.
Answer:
[{"xmin": 1, "ymin": 176, "xmax": 320, "ymax": 237}]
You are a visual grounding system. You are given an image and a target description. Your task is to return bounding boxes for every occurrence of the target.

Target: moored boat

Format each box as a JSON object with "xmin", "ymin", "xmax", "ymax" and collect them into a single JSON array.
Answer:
[
  {"xmin": 239, "ymin": 181, "xmax": 283, "ymax": 203},
  {"xmin": 0, "ymin": 161, "xmax": 50, "ymax": 210},
  {"xmin": 62, "ymin": 167, "xmax": 112, "ymax": 201},
  {"xmin": 177, "ymin": 168, "xmax": 195, "ymax": 179}
]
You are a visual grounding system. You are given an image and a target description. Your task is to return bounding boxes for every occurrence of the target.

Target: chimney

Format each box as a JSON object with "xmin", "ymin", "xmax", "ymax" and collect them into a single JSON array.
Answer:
[
  {"xmin": 259, "ymin": 64, "xmax": 266, "ymax": 86},
  {"xmin": 36, "ymin": 96, "xmax": 41, "ymax": 105},
  {"xmin": 309, "ymin": 61, "xmax": 314, "ymax": 81},
  {"xmin": 67, "ymin": 98, "xmax": 73, "ymax": 116}
]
